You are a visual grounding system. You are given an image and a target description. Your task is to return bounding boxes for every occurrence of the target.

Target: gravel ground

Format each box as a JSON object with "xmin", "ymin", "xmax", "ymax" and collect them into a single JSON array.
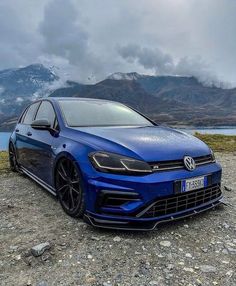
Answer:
[{"xmin": 0, "ymin": 153, "xmax": 235, "ymax": 286}]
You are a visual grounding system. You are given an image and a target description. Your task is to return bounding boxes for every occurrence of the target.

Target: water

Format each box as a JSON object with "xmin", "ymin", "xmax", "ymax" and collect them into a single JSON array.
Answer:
[
  {"xmin": 179, "ymin": 127, "xmax": 236, "ymax": 136},
  {"xmin": 0, "ymin": 128, "xmax": 236, "ymax": 151},
  {"xmin": 0, "ymin": 132, "xmax": 11, "ymax": 151}
]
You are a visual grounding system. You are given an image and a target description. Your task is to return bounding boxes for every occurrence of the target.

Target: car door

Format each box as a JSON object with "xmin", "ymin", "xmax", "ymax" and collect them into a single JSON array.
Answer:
[
  {"xmin": 26, "ymin": 100, "xmax": 59, "ymax": 186},
  {"xmin": 15, "ymin": 101, "xmax": 41, "ymax": 169}
]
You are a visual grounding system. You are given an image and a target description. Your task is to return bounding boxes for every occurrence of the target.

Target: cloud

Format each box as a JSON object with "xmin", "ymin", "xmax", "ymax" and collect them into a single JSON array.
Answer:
[
  {"xmin": 118, "ymin": 44, "xmax": 221, "ymax": 86},
  {"xmin": 0, "ymin": 86, "xmax": 5, "ymax": 95},
  {"xmin": 16, "ymin": 97, "xmax": 24, "ymax": 103},
  {"xmin": 0, "ymin": 0, "xmax": 236, "ymax": 85},
  {"xmin": 118, "ymin": 44, "xmax": 173, "ymax": 74},
  {"xmin": 39, "ymin": 0, "xmax": 104, "ymax": 82}
]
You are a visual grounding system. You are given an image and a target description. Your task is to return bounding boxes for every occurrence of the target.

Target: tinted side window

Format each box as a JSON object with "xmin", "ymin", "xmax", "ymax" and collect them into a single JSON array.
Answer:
[
  {"xmin": 35, "ymin": 101, "xmax": 56, "ymax": 127},
  {"xmin": 22, "ymin": 102, "xmax": 40, "ymax": 124}
]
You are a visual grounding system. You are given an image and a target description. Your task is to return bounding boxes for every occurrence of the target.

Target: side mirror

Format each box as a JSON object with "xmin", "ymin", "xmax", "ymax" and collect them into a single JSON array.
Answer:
[{"xmin": 31, "ymin": 119, "xmax": 51, "ymax": 130}]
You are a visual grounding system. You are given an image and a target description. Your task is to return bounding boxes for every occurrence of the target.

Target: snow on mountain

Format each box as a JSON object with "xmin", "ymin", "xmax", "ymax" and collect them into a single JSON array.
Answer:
[
  {"xmin": 107, "ymin": 72, "xmax": 146, "ymax": 81},
  {"xmin": 0, "ymin": 63, "xmax": 61, "ymax": 119}
]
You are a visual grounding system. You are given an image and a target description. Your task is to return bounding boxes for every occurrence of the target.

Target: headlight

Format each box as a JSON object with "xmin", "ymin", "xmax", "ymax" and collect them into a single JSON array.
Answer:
[{"xmin": 89, "ymin": 152, "xmax": 152, "ymax": 175}]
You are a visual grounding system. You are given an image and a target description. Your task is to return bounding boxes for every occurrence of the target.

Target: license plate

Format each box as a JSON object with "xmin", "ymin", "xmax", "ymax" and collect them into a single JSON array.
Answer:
[{"xmin": 182, "ymin": 176, "xmax": 207, "ymax": 192}]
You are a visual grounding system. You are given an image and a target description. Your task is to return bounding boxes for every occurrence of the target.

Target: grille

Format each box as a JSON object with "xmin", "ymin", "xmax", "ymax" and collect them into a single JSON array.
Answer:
[
  {"xmin": 149, "ymin": 154, "xmax": 214, "ymax": 172},
  {"xmin": 139, "ymin": 184, "xmax": 222, "ymax": 218}
]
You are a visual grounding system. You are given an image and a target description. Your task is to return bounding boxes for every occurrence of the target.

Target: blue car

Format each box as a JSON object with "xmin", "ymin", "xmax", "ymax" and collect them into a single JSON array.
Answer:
[{"xmin": 9, "ymin": 98, "xmax": 223, "ymax": 230}]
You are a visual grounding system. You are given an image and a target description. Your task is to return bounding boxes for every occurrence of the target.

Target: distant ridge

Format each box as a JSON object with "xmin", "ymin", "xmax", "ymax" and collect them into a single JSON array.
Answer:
[{"xmin": 0, "ymin": 65, "xmax": 236, "ymax": 131}]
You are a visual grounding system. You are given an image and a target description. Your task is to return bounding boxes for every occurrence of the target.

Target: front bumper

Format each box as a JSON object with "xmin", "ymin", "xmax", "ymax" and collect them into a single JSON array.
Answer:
[
  {"xmin": 83, "ymin": 162, "xmax": 222, "ymax": 230},
  {"xmin": 84, "ymin": 192, "xmax": 223, "ymax": 230}
]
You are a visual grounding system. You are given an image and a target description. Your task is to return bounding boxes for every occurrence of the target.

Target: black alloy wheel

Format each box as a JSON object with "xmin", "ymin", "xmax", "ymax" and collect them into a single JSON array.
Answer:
[
  {"xmin": 56, "ymin": 158, "xmax": 85, "ymax": 217},
  {"xmin": 9, "ymin": 143, "xmax": 18, "ymax": 172}
]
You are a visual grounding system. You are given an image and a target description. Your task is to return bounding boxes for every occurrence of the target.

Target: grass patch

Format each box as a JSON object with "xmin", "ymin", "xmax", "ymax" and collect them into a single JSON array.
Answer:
[
  {"xmin": 195, "ymin": 133, "xmax": 236, "ymax": 152},
  {"xmin": 0, "ymin": 151, "xmax": 9, "ymax": 172}
]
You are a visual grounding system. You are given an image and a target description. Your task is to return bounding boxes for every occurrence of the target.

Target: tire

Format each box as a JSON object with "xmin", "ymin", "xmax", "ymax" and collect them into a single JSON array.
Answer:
[
  {"xmin": 9, "ymin": 143, "xmax": 18, "ymax": 172},
  {"xmin": 55, "ymin": 157, "xmax": 85, "ymax": 218}
]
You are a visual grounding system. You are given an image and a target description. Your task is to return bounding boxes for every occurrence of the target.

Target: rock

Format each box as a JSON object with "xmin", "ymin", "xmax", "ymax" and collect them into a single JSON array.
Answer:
[
  {"xmin": 114, "ymin": 273, "xmax": 123, "ymax": 281},
  {"xmin": 103, "ymin": 282, "xmax": 112, "ymax": 286},
  {"xmin": 41, "ymin": 252, "xmax": 51, "ymax": 262},
  {"xmin": 222, "ymin": 248, "xmax": 228, "ymax": 254},
  {"xmin": 86, "ymin": 277, "xmax": 96, "ymax": 284},
  {"xmin": 91, "ymin": 236, "xmax": 100, "ymax": 241},
  {"xmin": 201, "ymin": 247, "xmax": 208, "ymax": 253},
  {"xmin": 183, "ymin": 267, "xmax": 194, "ymax": 272},
  {"xmin": 224, "ymin": 186, "xmax": 233, "ymax": 192},
  {"xmin": 167, "ymin": 264, "xmax": 174, "ymax": 270},
  {"xmin": 36, "ymin": 282, "xmax": 48, "ymax": 286},
  {"xmin": 160, "ymin": 240, "xmax": 171, "ymax": 247},
  {"xmin": 87, "ymin": 254, "xmax": 93, "ymax": 259},
  {"xmin": 142, "ymin": 245, "xmax": 147, "ymax": 251},
  {"xmin": 15, "ymin": 255, "xmax": 21, "ymax": 261},
  {"xmin": 200, "ymin": 265, "xmax": 217, "ymax": 273},
  {"xmin": 149, "ymin": 281, "xmax": 159, "ymax": 285},
  {"xmin": 7, "ymin": 204, "xmax": 14, "ymax": 209},
  {"xmin": 113, "ymin": 236, "xmax": 121, "ymax": 242},
  {"xmin": 227, "ymin": 247, "xmax": 236, "ymax": 254},
  {"xmin": 226, "ymin": 270, "xmax": 233, "ymax": 276},
  {"xmin": 196, "ymin": 279, "xmax": 202, "ymax": 286},
  {"xmin": 185, "ymin": 253, "xmax": 192, "ymax": 258},
  {"xmin": 222, "ymin": 222, "xmax": 230, "ymax": 229},
  {"xmin": 31, "ymin": 242, "xmax": 51, "ymax": 257}
]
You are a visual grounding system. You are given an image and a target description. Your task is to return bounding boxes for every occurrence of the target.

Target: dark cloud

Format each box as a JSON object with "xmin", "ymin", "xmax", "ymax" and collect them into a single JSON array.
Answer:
[
  {"xmin": 0, "ymin": 1, "xmax": 41, "ymax": 68},
  {"xmin": 39, "ymin": 0, "xmax": 104, "ymax": 82},
  {"xmin": 118, "ymin": 44, "xmax": 174, "ymax": 74},
  {"xmin": 118, "ymin": 44, "xmax": 220, "ymax": 86}
]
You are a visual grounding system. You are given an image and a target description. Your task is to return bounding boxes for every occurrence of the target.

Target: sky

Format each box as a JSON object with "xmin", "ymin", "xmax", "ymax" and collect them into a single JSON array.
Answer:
[{"xmin": 0, "ymin": 0, "xmax": 236, "ymax": 86}]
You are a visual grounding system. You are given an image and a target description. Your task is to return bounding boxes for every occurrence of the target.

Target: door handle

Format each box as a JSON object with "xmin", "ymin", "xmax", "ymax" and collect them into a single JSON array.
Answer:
[
  {"xmin": 15, "ymin": 129, "xmax": 19, "ymax": 133},
  {"xmin": 26, "ymin": 131, "xmax": 32, "ymax": 136}
]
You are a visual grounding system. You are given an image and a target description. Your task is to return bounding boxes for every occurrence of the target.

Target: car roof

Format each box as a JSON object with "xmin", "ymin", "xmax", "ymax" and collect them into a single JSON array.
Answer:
[{"xmin": 48, "ymin": 97, "xmax": 117, "ymax": 104}]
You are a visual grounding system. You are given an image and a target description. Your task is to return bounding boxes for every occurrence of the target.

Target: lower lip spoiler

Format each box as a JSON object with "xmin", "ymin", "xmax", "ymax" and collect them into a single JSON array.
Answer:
[{"xmin": 84, "ymin": 197, "xmax": 224, "ymax": 231}]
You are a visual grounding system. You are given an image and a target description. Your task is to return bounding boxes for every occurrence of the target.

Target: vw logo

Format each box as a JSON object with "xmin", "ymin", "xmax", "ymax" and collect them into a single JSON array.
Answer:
[{"xmin": 183, "ymin": 156, "xmax": 196, "ymax": 171}]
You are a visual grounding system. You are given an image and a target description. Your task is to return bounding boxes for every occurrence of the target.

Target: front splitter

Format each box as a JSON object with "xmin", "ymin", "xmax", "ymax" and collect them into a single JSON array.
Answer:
[{"xmin": 83, "ymin": 197, "xmax": 224, "ymax": 231}]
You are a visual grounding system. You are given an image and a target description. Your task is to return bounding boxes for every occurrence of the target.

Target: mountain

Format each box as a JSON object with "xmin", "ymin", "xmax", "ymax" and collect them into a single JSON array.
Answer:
[
  {"xmin": 107, "ymin": 72, "xmax": 144, "ymax": 81},
  {"xmin": 50, "ymin": 73, "xmax": 236, "ymax": 127},
  {"xmin": 0, "ymin": 66, "xmax": 236, "ymax": 131},
  {"xmin": 0, "ymin": 64, "xmax": 59, "ymax": 130}
]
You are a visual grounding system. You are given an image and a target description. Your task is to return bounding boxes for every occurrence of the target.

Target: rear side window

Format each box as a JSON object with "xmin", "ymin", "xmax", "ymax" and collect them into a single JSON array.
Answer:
[
  {"xmin": 22, "ymin": 102, "xmax": 40, "ymax": 124},
  {"xmin": 35, "ymin": 101, "xmax": 56, "ymax": 128}
]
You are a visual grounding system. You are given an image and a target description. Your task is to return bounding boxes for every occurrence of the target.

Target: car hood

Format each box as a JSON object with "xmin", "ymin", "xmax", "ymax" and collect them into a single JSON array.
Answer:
[{"xmin": 71, "ymin": 126, "xmax": 210, "ymax": 162}]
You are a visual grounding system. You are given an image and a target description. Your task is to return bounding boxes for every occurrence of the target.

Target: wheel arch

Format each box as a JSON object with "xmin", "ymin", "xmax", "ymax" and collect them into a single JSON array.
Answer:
[
  {"xmin": 8, "ymin": 139, "xmax": 15, "ymax": 150},
  {"xmin": 52, "ymin": 151, "xmax": 84, "ymax": 190}
]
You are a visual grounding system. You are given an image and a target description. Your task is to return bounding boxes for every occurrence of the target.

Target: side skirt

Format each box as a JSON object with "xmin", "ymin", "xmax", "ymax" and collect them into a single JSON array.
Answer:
[{"xmin": 20, "ymin": 166, "xmax": 57, "ymax": 196}]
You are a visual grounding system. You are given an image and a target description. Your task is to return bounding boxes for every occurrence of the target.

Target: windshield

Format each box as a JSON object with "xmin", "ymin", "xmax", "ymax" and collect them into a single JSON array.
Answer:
[{"xmin": 59, "ymin": 100, "xmax": 154, "ymax": 127}]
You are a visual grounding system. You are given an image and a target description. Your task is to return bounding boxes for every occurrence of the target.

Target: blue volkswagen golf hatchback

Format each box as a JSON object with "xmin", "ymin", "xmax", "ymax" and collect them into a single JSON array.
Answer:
[{"xmin": 9, "ymin": 98, "xmax": 223, "ymax": 230}]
